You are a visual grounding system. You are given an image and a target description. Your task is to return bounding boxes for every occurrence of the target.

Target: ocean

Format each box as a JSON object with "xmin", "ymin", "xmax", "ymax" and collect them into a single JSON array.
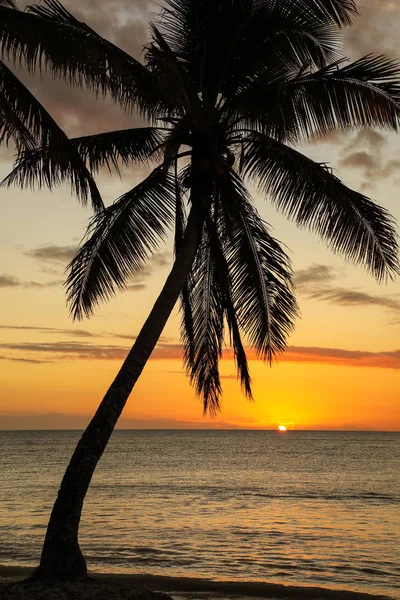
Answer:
[{"xmin": 0, "ymin": 430, "xmax": 399, "ymax": 599}]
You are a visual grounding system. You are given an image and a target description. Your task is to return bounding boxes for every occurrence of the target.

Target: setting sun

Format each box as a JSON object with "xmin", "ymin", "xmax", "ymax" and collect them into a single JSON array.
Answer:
[{"xmin": 278, "ymin": 426, "xmax": 287, "ymax": 432}]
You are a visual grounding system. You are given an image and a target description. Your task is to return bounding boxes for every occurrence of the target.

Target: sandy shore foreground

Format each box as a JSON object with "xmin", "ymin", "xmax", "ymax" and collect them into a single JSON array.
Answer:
[{"xmin": 0, "ymin": 569, "xmax": 394, "ymax": 600}]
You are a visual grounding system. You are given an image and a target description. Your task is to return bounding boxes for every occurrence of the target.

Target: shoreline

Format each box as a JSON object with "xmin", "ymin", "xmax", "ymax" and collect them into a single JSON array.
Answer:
[{"xmin": 1, "ymin": 566, "xmax": 396, "ymax": 600}]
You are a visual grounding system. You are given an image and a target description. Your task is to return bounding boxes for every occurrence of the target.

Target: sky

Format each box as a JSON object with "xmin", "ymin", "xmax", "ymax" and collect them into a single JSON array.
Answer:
[{"xmin": 0, "ymin": 0, "xmax": 399, "ymax": 431}]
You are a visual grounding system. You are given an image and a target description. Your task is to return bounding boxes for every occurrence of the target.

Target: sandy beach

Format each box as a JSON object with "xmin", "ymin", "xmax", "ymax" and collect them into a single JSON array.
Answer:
[{"xmin": 0, "ymin": 568, "xmax": 395, "ymax": 600}]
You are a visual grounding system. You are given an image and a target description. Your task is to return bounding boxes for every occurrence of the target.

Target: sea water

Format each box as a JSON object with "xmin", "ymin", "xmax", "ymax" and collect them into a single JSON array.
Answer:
[{"xmin": 0, "ymin": 430, "xmax": 399, "ymax": 598}]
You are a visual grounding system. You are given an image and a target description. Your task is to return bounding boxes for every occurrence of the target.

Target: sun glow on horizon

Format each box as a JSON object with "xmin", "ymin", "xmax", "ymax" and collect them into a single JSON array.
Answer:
[{"xmin": 278, "ymin": 425, "xmax": 287, "ymax": 432}]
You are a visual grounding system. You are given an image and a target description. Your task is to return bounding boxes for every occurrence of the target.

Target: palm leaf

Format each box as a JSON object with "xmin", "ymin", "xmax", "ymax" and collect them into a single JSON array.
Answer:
[
  {"xmin": 228, "ymin": 54, "xmax": 400, "ymax": 142},
  {"xmin": 279, "ymin": 0, "xmax": 357, "ymax": 27},
  {"xmin": 0, "ymin": 1, "xmax": 156, "ymax": 115},
  {"xmin": 0, "ymin": 61, "xmax": 103, "ymax": 211},
  {"xmin": 70, "ymin": 127, "xmax": 166, "ymax": 174},
  {"xmin": 161, "ymin": 0, "xmax": 354, "ymax": 102},
  {"xmin": 0, "ymin": 63, "xmax": 36, "ymax": 150},
  {"xmin": 241, "ymin": 131, "xmax": 400, "ymax": 281},
  {"xmin": 205, "ymin": 214, "xmax": 253, "ymax": 400},
  {"xmin": 66, "ymin": 168, "xmax": 176, "ymax": 320},
  {"xmin": 218, "ymin": 175, "xmax": 298, "ymax": 361},
  {"xmin": 182, "ymin": 226, "xmax": 224, "ymax": 416}
]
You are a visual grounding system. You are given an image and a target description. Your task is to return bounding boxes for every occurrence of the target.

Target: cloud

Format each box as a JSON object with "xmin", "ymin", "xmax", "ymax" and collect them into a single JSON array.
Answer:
[
  {"xmin": 0, "ymin": 341, "xmax": 129, "ymax": 361},
  {"xmin": 0, "ymin": 274, "xmax": 20, "ymax": 288},
  {"xmin": 25, "ymin": 244, "xmax": 77, "ymax": 264},
  {"xmin": 2, "ymin": 338, "xmax": 400, "ymax": 371},
  {"xmin": 296, "ymin": 264, "xmax": 400, "ymax": 313},
  {"xmin": 0, "ymin": 323, "xmax": 172, "ymax": 342},
  {"xmin": 0, "ymin": 274, "xmax": 63, "ymax": 289},
  {"xmin": 295, "ymin": 264, "xmax": 337, "ymax": 286},
  {"xmin": 6, "ymin": 0, "xmax": 152, "ymax": 140},
  {"xmin": 340, "ymin": 151, "xmax": 377, "ymax": 171},
  {"xmin": 345, "ymin": 0, "xmax": 400, "ymax": 58},
  {"xmin": 0, "ymin": 324, "xmax": 95, "ymax": 337},
  {"xmin": 0, "ymin": 355, "xmax": 51, "ymax": 364},
  {"xmin": 306, "ymin": 288, "xmax": 400, "ymax": 312},
  {"xmin": 125, "ymin": 283, "xmax": 147, "ymax": 292},
  {"xmin": 338, "ymin": 131, "xmax": 400, "ymax": 188},
  {"xmin": 283, "ymin": 346, "xmax": 400, "ymax": 370}
]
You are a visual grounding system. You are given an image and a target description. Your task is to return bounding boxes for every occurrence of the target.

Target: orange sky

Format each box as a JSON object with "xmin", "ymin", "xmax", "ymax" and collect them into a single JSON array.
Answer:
[{"xmin": 0, "ymin": 0, "xmax": 399, "ymax": 431}]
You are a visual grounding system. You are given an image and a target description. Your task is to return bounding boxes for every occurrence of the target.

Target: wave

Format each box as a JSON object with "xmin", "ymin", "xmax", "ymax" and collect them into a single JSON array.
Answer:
[{"xmin": 0, "ymin": 566, "xmax": 395, "ymax": 600}]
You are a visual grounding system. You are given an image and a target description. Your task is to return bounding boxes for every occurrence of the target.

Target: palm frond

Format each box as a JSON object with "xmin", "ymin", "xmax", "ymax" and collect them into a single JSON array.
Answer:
[
  {"xmin": 241, "ymin": 132, "xmax": 400, "ymax": 281},
  {"xmin": 66, "ymin": 168, "xmax": 176, "ymax": 320},
  {"xmin": 279, "ymin": 0, "xmax": 357, "ymax": 27},
  {"xmin": 182, "ymin": 227, "xmax": 224, "ymax": 416},
  {"xmin": 0, "ymin": 61, "xmax": 103, "ymax": 211},
  {"xmin": 0, "ymin": 64, "xmax": 36, "ymax": 150},
  {"xmin": 160, "ymin": 0, "xmax": 354, "ymax": 102},
  {"xmin": 0, "ymin": 0, "xmax": 16, "ymax": 8},
  {"xmin": 228, "ymin": 54, "xmax": 400, "ymax": 142},
  {"xmin": 206, "ymin": 214, "xmax": 253, "ymax": 400},
  {"xmin": 147, "ymin": 24, "xmax": 204, "ymax": 119},
  {"xmin": 0, "ymin": 2, "xmax": 156, "ymax": 114},
  {"xmin": 218, "ymin": 174, "xmax": 298, "ymax": 361},
  {"xmin": 71, "ymin": 127, "xmax": 166, "ymax": 174}
]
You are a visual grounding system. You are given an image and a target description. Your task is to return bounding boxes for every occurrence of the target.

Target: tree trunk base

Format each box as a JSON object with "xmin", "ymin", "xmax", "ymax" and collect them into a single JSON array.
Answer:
[{"xmin": 31, "ymin": 537, "xmax": 87, "ymax": 581}]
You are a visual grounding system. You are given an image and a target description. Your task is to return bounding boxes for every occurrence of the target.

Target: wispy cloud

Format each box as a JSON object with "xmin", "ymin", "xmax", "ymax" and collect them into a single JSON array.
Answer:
[
  {"xmin": 0, "ymin": 323, "xmax": 172, "ymax": 343},
  {"xmin": 295, "ymin": 264, "xmax": 400, "ymax": 313},
  {"xmin": 295, "ymin": 264, "xmax": 337, "ymax": 286},
  {"xmin": 0, "ymin": 324, "xmax": 95, "ymax": 337},
  {"xmin": 0, "ymin": 355, "xmax": 51, "ymax": 364},
  {"xmin": 0, "ymin": 341, "xmax": 129, "ymax": 361},
  {"xmin": 306, "ymin": 288, "xmax": 400, "ymax": 312},
  {"xmin": 24, "ymin": 245, "xmax": 77, "ymax": 264},
  {"xmin": 1, "ymin": 340, "xmax": 400, "ymax": 371},
  {"xmin": 0, "ymin": 274, "xmax": 63, "ymax": 289}
]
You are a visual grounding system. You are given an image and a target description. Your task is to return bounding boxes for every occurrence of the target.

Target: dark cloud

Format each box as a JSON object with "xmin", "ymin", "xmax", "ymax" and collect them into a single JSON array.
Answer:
[
  {"xmin": 295, "ymin": 264, "xmax": 337, "ymax": 286},
  {"xmin": 307, "ymin": 288, "xmax": 400, "ymax": 312},
  {"xmin": 339, "ymin": 151, "xmax": 377, "ymax": 171},
  {"xmin": 0, "ymin": 274, "xmax": 20, "ymax": 287},
  {"xmin": 0, "ymin": 274, "xmax": 63, "ymax": 288},
  {"xmin": 25, "ymin": 244, "xmax": 77, "ymax": 264},
  {"xmin": 338, "ymin": 131, "xmax": 400, "ymax": 188}
]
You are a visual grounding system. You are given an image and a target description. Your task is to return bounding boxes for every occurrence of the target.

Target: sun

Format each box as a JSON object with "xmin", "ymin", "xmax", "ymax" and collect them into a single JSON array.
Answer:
[{"xmin": 278, "ymin": 425, "xmax": 287, "ymax": 432}]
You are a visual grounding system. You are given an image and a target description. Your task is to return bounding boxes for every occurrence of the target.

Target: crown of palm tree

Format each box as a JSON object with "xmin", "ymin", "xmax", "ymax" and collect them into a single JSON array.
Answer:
[{"xmin": 1, "ymin": 0, "xmax": 399, "ymax": 414}]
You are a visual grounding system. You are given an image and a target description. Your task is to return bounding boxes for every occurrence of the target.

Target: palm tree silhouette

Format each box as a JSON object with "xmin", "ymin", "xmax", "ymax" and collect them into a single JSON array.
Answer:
[{"xmin": 1, "ymin": 0, "xmax": 399, "ymax": 580}]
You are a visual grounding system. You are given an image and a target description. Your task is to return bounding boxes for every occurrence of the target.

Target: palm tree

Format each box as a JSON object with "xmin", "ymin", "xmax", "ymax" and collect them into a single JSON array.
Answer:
[{"xmin": 1, "ymin": 0, "xmax": 399, "ymax": 581}]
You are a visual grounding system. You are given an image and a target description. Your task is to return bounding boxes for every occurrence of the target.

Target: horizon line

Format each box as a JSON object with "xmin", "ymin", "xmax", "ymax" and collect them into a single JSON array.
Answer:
[{"xmin": 1, "ymin": 428, "xmax": 399, "ymax": 433}]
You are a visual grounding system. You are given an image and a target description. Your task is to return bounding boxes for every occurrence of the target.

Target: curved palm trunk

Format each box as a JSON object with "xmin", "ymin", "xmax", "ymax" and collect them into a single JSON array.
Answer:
[{"xmin": 33, "ymin": 205, "xmax": 203, "ymax": 581}]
